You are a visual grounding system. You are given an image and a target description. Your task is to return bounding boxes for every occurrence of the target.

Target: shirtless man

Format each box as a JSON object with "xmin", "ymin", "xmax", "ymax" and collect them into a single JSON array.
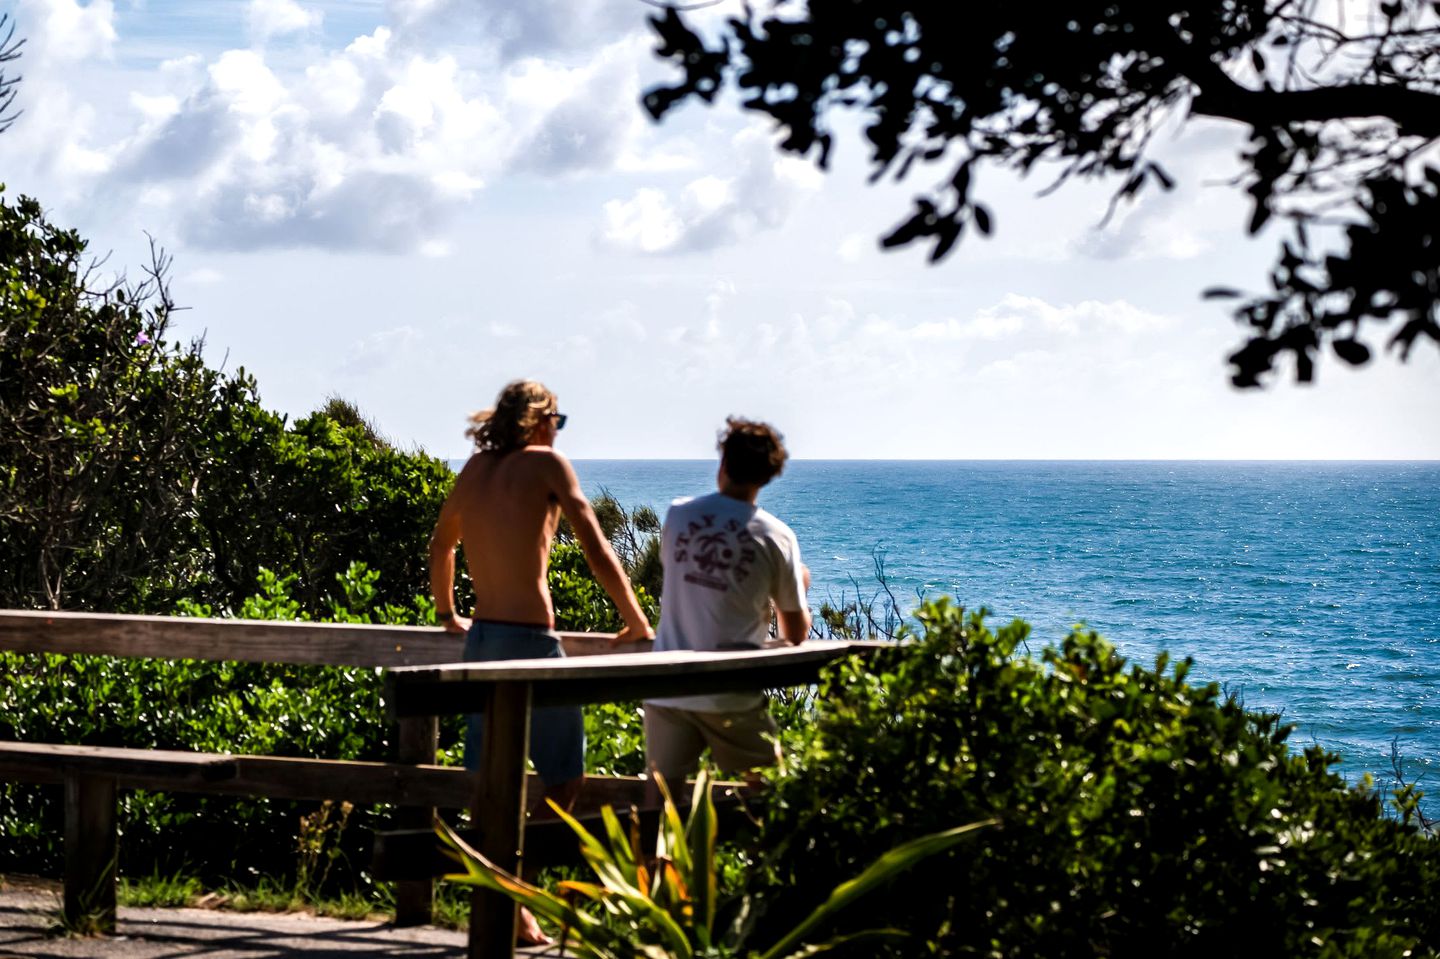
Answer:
[{"xmin": 429, "ymin": 379, "xmax": 653, "ymax": 804}]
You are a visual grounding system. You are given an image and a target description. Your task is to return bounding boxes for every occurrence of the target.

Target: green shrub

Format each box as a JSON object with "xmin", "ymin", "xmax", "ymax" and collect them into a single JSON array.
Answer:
[
  {"xmin": 0, "ymin": 553, "xmax": 658, "ymax": 891},
  {"xmin": 0, "ymin": 563, "xmax": 437, "ymax": 888},
  {"xmin": 0, "ymin": 188, "xmax": 458, "ymax": 619},
  {"xmin": 549, "ymin": 541, "xmax": 658, "ymax": 633},
  {"xmin": 193, "ymin": 404, "xmax": 456, "ymax": 616},
  {"xmin": 0, "ymin": 188, "xmax": 241, "ymax": 613},
  {"xmin": 751, "ymin": 599, "xmax": 1440, "ymax": 958},
  {"xmin": 441, "ymin": 770, "xmax": 994, "ymax": 959}
]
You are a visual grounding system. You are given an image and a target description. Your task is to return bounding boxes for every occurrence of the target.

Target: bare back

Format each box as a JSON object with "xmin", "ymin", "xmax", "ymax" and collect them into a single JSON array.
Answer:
[
  {"xmin": 447, "ymin": 447, "xmax": 563, "ymax": 626},
  {"xmin": 431, "ymin": 435, "xmax": 651, "ymax": 643}
]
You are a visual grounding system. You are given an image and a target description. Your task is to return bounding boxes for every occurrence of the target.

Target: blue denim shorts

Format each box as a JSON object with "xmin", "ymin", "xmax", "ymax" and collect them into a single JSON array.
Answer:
[{"xmin": 462, "ymin": 620, "xmax": 584, "ymax": 786}]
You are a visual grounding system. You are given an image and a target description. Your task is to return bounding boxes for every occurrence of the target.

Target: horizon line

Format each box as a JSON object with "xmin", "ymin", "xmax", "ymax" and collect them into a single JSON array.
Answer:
[{"xmin": 441, "ymin": 456, "xmax": 1440, "ymax": 464}]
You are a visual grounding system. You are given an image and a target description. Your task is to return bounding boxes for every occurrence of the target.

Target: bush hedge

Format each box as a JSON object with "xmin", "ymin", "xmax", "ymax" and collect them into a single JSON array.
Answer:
[{"xmin": 751, "ymin": 600, "xmax": 1440, "ymax": 958}]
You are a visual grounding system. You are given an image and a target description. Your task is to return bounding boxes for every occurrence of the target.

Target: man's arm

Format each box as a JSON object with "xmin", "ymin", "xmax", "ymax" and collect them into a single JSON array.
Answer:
[
  {"xmin": 544, "ymin": 453, "xmax": 655, "ymax": 642},
  {"xmin": 775, "ymin": 548, "xmax": 812, "ymax": 645},
  {"xmin": 776, "ymin": 571, "xmax": 812, "ymax": 645},
  {"xmin": 428, "ymin": 490, "xmax": 470, "ymax": 636}
]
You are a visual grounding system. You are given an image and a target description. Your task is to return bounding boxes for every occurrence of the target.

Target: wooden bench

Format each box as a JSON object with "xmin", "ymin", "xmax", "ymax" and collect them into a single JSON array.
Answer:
[
  {"xmin": 0, "ymin": 739, "xmax": 668, "ymax": 931},
  {"xmin": 0, "ymin": 742, "xmax": 238, "ymax": 930},
  {"xmin": 0, "ymin": 609, "xmax": 654, "ymax": 931},
  {"xmin": 0, "ymin": 610, "xmax": 884, "ymax": 953},
  {"xmin": 384, "ymin": 642, "xmax": 886, "ymax": 959}
]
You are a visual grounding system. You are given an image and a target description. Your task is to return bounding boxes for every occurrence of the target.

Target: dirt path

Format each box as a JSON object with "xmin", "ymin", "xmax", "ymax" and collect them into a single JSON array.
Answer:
[{"xmin": 0, "ymin": 880, "xmax": 551, "ymax": 958}]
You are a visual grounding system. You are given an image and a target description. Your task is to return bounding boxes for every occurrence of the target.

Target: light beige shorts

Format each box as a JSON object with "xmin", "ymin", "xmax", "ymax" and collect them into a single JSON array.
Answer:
[{"xmin": 643, "ymin": 702, "xmax": 781, "ymax": 788}]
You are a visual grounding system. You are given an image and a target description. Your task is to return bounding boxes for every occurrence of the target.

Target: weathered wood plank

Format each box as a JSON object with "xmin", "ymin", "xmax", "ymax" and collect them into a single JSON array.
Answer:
[
  {"xmin": 394, "ymin": 715, "xmax": 439, "ymax": 926},
  {"xmin": 0, "ymin": 745, "xmax": 680, "ymax": 813},
  {"xmin": 470, "ymin": 682, "xmax": 531, "ymax": 959},
  {"xmin": 64, "ymin": 775, "xmax": 117, "ymax": 934},
  {"xmin": 0, "ymin": 742, "xmax": 237, "ymax": 786},
  {"xmin": 386, "ymin": 642, "xmax": 888, "ymax": 716},
  {"xmin": 377, "ymin": 783, "xmax": 760, "ymax": 875},
  {"xmin": 0, "ymin": 609, "xmax": 645, "ymax": 667}
]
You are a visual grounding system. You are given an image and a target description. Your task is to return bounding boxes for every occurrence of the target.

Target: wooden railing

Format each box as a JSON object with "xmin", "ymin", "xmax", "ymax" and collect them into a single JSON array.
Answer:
[
  {"xmin": 0, "ymin": 609, "xmax": 653, "ymax": 665},
  {"xmin": 0, "ymin": 610, "xmax": 885, "ymax": 957},
  {"xmin": 384, "ymin": 642, "xmax": 886, "ymax": 959},
  {"xmin": 0, "ymin": 609, "xmax": 649, "ymax": 930}
]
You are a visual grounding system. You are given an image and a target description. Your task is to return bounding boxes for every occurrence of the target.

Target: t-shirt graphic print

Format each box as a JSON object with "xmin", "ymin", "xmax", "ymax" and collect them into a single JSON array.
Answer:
[
  {"xmin": 675, "ymin": 513, "xmax": 759, "ymax": 592},
  {"xmin": 648, "ymin": 491, "xmax": 806, "ymax": 713}
]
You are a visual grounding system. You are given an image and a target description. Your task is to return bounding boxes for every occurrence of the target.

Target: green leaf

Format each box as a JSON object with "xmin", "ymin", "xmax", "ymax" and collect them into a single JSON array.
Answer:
[
  {"xmin": 757, "ymin": 819, "xmax": 998, "ymax": 959},
  {"xmin": 685, "ymin": 771, "xmax": 718, "ymax": 938}
]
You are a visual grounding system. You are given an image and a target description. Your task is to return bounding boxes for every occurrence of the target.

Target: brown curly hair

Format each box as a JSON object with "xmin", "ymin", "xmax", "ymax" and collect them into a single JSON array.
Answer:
[
  {"xmin": 718, "ymin": 417, "xmax": 788, "ymax": 486},
  {"xmin": 466, "ymin": 380, "xmax": 557, "ymax": 453}
]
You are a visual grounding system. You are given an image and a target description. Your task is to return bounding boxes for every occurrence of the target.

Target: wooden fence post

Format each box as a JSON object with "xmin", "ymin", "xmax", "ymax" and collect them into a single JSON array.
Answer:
[
  {"xmin": 394, "ymin": 714, "xmax": 440, "ymax": 926},
  {"xmin": 468, "ymin": 681, "xmax": 531, "ymax": 959},
  {"xmin": 64, "ymin": 774, "xmax": 117, "ymax": 934}
]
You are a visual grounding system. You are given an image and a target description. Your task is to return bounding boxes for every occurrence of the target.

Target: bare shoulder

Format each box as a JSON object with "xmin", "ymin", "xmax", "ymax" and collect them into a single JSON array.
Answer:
[
  {"xmin": 453, "ymin": 453, "xmax": 481, "ymax": 478},
  {"xmin": 518, "ymin": 447, "xmax": 586, "ymax": 499},
  {"xmin": 519, "ymin": 445, "xmax": 571, "ymax": 474},
  {"xmin": 453, "ymin": 452, "xmax": 492, "ymax": 487}
]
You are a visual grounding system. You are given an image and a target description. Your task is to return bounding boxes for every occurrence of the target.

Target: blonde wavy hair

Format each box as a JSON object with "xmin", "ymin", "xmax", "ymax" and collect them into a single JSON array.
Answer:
[{"xmin": 466, "ymin": 380, "xmax": 557, "ymax": 453}]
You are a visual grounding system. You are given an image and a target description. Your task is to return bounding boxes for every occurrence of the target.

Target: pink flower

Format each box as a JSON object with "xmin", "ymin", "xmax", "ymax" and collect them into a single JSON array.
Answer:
[{"xmin": 135, "ymin": 332, "xmax": 152, "ymax": 346}]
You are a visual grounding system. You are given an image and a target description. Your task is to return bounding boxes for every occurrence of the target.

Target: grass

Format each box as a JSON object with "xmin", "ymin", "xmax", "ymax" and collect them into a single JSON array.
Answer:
[
  {"xmin": 47, "ymin": 866, "xmax": 541, "ymax": 933},
  {"xmin": 433, "ymin": 883, "xmax": 472, "ymax": 931},
  {"xmin": 118, "ymin": 869, "xmax": 203, "ymax": 908},
  {"xmin": 116, "ymin": 870, "xmax": 392, "ymax": 923}
]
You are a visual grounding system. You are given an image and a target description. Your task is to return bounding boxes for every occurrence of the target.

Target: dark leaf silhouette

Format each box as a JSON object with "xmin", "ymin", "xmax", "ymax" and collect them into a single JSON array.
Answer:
[{"xmin": 642, "ymin": 1, "xmax": 1440, "ymax": 387}]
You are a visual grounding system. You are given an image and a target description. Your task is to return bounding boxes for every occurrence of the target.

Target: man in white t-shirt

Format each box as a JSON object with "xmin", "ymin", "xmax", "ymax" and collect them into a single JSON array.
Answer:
[{"xmin": 644, "ymin": 417, "xmax": 812, "ymax": 791}]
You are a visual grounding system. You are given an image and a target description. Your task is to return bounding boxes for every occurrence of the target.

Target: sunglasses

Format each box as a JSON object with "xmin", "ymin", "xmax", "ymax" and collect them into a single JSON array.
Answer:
[{"xmin": 547, "ymin": 412, "xmax": 568, "ymax": 430}]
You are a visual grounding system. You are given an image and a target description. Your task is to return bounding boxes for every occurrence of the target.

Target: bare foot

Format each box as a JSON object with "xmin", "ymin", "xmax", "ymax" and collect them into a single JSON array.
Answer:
[{"xmin": 518, "ymin": 906, "xmax": 553, "ymax": 947}]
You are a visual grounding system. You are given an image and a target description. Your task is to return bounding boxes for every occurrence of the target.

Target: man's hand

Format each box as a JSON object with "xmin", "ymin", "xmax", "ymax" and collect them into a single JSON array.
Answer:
[
  {"xmin": 611, "ymin": 621, "xmax": 656, "ymax": 645},
  {"xmin": 439, "ymin": 613, "xmax": 471, "ymax": 635}
]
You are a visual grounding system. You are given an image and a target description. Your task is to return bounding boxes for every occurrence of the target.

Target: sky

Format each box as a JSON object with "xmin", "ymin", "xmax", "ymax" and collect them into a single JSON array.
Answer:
[{"xmin": 2, "ymin": 0, "xmax": 1437, "ymax": 460}]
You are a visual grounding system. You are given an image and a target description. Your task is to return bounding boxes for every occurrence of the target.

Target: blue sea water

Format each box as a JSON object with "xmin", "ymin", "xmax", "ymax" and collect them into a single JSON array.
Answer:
[{"xmin": 566, "ymin": 460, "xmax": 1440, "ymax": 816}]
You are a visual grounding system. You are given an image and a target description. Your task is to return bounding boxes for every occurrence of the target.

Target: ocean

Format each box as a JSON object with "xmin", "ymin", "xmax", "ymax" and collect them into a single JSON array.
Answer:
[{"xmin": 558, "ymin": 460, "xmax": 1439, "ymax": 815}]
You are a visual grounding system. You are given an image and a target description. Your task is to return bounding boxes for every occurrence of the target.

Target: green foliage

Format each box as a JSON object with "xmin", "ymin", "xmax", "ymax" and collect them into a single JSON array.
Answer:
[
  {"xmin": 550, "ymin": 541, "xmax": 658, "ymax": 633},
  {"xmin": 584, "ymin": 701, "xmax": 648, "ymax": 777},
  {"xmin": 562, "ymin": 490, "xmax": 664, "ymax": 601},
  {"xmin": 118, "ymin": 869, "xmax": 204, "ymax": 908},
  {"xmin": 439, "ymin": 770, "xmax": 992, "ymax": 959},
  {"xmin": 0, "ymin": 188, "xmax": 241, "ymax": 612},
  {"xmin": 194, "ymin": 402, "xmax": 455, "ymax": 616},
  {"xmin": 644, "ymin": 3, "xmax": 1440, "ymax": 385},
  {"xmin": 0, "ymin": 563, "xmax": 446, "ymax": 890},
  {"xmin": 0, "ymin": 188, "xmax": 456, "ymax": 619},
  {"xmin": 752, "ymin": 599, "xmax": 1440, "ymax": 958}
]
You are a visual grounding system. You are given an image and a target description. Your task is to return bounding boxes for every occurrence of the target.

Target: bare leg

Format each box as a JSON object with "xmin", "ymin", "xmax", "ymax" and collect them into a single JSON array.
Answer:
[
  {"xmin": 518, "ymin": 907, "xmax": 553, "ymax": 946},
  {"xmin": 516, "ymin": 777, "xmax": 581, "ymax": 946}
]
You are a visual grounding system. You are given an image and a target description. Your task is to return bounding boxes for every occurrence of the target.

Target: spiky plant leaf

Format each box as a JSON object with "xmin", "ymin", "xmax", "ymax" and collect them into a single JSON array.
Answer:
[{"xmin": 757, "ymin": 819, "xmax": 998, "ymax": 959}]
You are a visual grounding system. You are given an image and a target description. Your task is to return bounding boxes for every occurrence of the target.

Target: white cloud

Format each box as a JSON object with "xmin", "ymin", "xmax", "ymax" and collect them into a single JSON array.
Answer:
[
  {"xmin": 598, "ymin": 127, "xmax": 824, "ymax": 255},
  {"xmin": 600, "ymin": 188, "xmax": 684, "ymax": 254},
  {"xmin": 0, "ymin": 0, "xmax": 119, "ymax": 189},
  {"xmin": 837, "ymin": 233, "xmax": 869, "ymax": 262},
  {"xmin": 104, "ymin": 33, "xmax": 513, "ymax": 252},
  {"xmin": 972, "ymin": 294, "xmax": 1175, "ymax": 337},
  {"xmin": 337, "ymin": 325, "xmax": 419, "ymax": 376},
  {"xmin": 25, "ymin": 0, "xmax": 116, "ymax": 62},
  {"xmin": 7, "ymin": 9, "xmax": 677, "ymax": 254},
  {"xmin": 247, "ymin": 0, "xmax": 322, "ymax": 44},
  {"xmin": 1072, "ymin": 206, "xmax": 1210, "ymax": 261},
  {"xmin": 385, "ymin": 0, "xmax": 644, "ymax": 63},
  {"xmin": 597, "ymin": 302, "xmax": 647, "ymax": 341},
  {"xmin": 180, "ymin": 267, "xmax": 225, "ymax": 285},
  {"xmin": 506, "ymin": 40, "xmax": 650, "ymax": 176}
]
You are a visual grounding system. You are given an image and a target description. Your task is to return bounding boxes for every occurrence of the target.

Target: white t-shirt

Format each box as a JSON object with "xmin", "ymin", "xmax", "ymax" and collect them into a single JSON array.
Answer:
[{"xmin": 646, "ymin": 491, "xmax": 807, "ymax": 712}]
